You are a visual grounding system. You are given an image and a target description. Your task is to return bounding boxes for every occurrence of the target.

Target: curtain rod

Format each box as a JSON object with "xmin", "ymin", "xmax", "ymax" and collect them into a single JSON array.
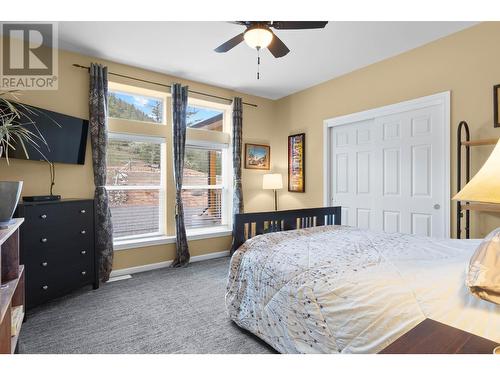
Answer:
[{"xmin": 72, "ymin": 64, "xmax": 258, "ymax": 108}]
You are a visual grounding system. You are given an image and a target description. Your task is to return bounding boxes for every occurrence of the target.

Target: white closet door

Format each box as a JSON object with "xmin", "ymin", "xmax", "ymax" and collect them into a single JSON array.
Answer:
[
  {"xmin": 331, "ymin": 118, "xmax": 377, "ymax": 230},
  {"xmin": 330, "ymin": 104, "xmax": 446, "ymax": 238}
]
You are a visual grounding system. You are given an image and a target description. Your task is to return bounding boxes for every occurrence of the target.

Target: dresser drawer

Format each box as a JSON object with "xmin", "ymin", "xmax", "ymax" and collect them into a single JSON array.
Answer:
[
  {"xmin": 22, "ymin": 201, "xmax": 93, "ymax": 232},
  {"xmin": 26, "ymin": 260, "xmax": 93, "ymax": 308},
  {"xmin": 21, "ymin": 224, "xmax": 93, "ymax": 251},
  {"xmin": 23, "ymin": 245, "xmax": 93, "ymax": 270}
]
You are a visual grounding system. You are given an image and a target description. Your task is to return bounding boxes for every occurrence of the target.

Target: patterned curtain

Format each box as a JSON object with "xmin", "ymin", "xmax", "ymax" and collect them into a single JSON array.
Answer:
[
  {"xmin": 89, "ymin": 63, "xmax": 114, "ymax": 281},
  {"xmin": 171, "ymin": 83, "xmax": 190, "ymax": 267},
  {"xmin": 230, "ymin": 97, "xmax": 244, "ymax": 253}
]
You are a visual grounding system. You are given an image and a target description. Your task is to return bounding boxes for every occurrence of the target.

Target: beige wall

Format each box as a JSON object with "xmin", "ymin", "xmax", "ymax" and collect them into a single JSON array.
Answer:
[
  {"xmin": 0, "ymin": 46, "xmax": 279, "ymax": 270},
  {"xmin": 273, "ymin": 22, "xmax": 500, "ymax": 238},
  {"xmin": 1, "ymin": 22, "xmax": 499, "ymax": 272}
]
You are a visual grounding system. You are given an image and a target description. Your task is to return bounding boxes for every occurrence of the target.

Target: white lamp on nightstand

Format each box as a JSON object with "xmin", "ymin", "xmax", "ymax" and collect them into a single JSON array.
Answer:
[
  {"xmin": 453, "ymin": 137, "xmax": 500, "ymax": 203},
  {"xmin": 263, "ymin": 173, "xmax": 283, "ymax": 211}
]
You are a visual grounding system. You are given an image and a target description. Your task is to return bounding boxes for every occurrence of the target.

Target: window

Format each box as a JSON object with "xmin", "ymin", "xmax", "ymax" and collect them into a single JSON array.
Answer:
[
  {"xmin": 106, "ymin": 133, "xmax": 165, "ymax": 239},
  {"xmin": 182, "ymin": 146, "xmax": 224, "ymax": 230},
  {"xmin": 107, "ymin": 82, "xmax": 168, "ymax": 245},
  {"xmin": 186, "ymin": 105, "xmax": 224, "ymax": 131},
  {"xmin": 106, "ymin": 82, "xmax": 232, "ymax": 248},
  {"xmin": 183, "ymin": 100, "xmax": 231, "ymax": 232},
  {"xmin": 108, "ymin": 90, "xmax": 164, "ymax": 124}
]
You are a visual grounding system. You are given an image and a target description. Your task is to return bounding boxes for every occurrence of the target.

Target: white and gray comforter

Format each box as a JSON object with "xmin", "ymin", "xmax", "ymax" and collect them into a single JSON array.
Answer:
[{"xmin": 226, "ymin": 225, "xmax": 500, "ymax": 353}]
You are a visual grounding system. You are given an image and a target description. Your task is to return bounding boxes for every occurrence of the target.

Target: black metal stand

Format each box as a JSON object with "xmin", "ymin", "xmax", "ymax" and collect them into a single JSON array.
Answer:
[{"xmin": 456, "ymin": 121, "xmax": 470, "ymax": 239}]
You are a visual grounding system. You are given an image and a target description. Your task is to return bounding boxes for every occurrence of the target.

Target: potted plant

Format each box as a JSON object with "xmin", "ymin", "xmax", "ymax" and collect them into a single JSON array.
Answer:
[{"xmin": 0, "ymin": 92, "xmax": 50, "ymax": 228}]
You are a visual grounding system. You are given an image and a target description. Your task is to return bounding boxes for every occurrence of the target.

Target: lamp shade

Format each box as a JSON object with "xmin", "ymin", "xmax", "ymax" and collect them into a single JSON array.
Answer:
[
  {"xmin": 453, "ymin": 137, "xmax": 500, "ymax": 203},
  {"xmin": 263, "ymin": 174, "xmax": 283, "ymax": 190}
]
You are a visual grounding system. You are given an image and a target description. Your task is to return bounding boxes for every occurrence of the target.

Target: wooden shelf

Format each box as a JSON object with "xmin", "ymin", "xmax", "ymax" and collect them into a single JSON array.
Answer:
[
  {"xmin": 460, "ymin": 203, "xmax": 500, "ymax": 213},
  {"xmin": 0, "ymin": 218, "xmax": 23, "ymax": 247},
  {"xmin": 461, "ymin": 138, "xmax": 498, "ymax": 147},
  {"xmin": 0, "ymin": 218, "xmax": 25, "ymax": 354},
  {"xmin": 0, "ymin": 266, "xmax": 23, "ymax": 324}
]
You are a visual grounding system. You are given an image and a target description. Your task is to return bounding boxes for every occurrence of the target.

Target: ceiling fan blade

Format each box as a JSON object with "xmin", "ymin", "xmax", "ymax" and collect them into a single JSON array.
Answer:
[
  {"xmin": 267, "ymin": 33, "xmax": 290, "ymax": 58},
  {"xmin": 227, "ymin": 21, "xmax": 249, "ymax": 26},
  {"xmin": 214, "ymin": 33, "xmax": 245, "ymax": 53},
  {"xmin": 271, "ymin": 21, "xmax": 328, "ymax": 30}
]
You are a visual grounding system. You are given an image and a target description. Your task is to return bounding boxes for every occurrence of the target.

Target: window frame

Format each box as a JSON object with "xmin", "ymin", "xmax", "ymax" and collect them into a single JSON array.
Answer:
[
  {"xmin": 183, "ymin": 98, "xmax": 232, "ymax": 234},
  {"xmin": 106, "ymin": 82, "xmax": 233, "ymax": 249},
  {"xmin": 106, "ymin": 132, "xmax": 167, "ymax": 241}
]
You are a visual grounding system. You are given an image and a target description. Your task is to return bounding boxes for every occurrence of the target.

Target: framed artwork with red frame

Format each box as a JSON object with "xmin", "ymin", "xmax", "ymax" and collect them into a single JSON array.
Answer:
[{"xmin": 288, "ymin": 133, "xmax": 305, "ymax": 192}]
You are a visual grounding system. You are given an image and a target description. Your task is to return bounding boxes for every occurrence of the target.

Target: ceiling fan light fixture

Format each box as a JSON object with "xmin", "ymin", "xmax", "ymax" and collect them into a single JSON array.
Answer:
[{"xmin": 244, "ymin": 27, "xmax": 273, "ymax": 49}]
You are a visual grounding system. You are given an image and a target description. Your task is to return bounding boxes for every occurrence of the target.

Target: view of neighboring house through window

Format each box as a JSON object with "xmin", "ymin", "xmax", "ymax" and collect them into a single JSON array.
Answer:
[
  {"xmin": 183, "ymin": 103, "xmax": 230, "ymax": 231},
  {"xmin": 186, "ymin": 105, "xmax": 223, "ymax": 131}
]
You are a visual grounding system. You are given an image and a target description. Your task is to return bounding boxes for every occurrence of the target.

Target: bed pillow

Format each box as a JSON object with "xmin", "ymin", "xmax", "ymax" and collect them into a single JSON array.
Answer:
[{"xmin": 466, "ymin": 227, "xmax": 500, "ymax": 305}]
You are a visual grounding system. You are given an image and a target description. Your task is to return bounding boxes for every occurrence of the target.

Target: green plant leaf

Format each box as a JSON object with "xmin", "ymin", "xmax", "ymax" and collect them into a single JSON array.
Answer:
[{"xmin": 0, "ymin": 93, "xmax": 57, "ymax": 162}]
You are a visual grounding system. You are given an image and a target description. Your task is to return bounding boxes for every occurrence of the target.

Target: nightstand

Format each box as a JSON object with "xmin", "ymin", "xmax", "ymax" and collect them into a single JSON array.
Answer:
[{"xmin": 379, "ymin": 319, "xmax": 499, "ymax": 354}]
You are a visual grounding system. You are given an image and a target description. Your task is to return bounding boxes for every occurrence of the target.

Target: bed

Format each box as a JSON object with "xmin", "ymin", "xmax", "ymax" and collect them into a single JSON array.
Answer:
[{"xmin": 226, "ymin": 207, "xmax": 500, "ymax": 354}]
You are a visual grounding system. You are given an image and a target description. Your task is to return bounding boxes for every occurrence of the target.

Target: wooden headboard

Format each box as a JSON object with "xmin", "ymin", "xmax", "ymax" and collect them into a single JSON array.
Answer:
[{"xmin": 232, "ymin": 206, "xmax": 341, "ymax": 251}]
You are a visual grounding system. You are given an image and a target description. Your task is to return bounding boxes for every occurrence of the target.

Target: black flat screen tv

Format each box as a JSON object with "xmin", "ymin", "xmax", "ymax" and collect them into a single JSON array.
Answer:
[{"xmin": 3, "ymin": 103, "xmax": 89, "ymax": 165}]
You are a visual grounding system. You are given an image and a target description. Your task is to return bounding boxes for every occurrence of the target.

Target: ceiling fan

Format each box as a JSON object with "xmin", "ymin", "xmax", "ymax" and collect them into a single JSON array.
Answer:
[{"xmin": 214, "ymin": 21, "xmax": 329, "ymax": 58}]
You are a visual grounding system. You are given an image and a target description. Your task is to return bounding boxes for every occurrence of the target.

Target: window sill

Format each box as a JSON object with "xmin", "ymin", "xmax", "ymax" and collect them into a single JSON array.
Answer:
[
  {"xmin": 186, "ymin": 226, "xmax": 232, "ymax": 240},
  {"xmin": 114, "ymin": 235, "xmax": 175, "ymax": 251},
  {"xmin": 113, "ymin": 227, "xmax": 232, "ymax": 251}
]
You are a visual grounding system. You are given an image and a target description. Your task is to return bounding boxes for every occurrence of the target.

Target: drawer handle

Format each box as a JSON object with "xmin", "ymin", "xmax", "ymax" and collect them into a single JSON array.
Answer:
[
  {"xmin": 40, "ymin": 214, "xmax": 47, "ymax": 219},
  {"xmin": 81, "ymin": 230, "xmax": 86, "ymax": 235},
  {"xmin": 42, "ymin": 285, "xmax": 48, "ymax": 290},
  {"xmin": 41, "ymin": 261, "xmax": 48, "ymax": 267},
  {"xmin": 81, "ymin": 271, "xmax": 87, "ymax": 276},
  {"xmin": 41, "ymin": 238, "xmax": 48, "ymax": 243},
  {"xmin": 80, "ymin": 209, "xmax": 86, "ymax": 214},
  {"xmin": 81, "ymin": 250, "xmax": 87, "ymax": 255}
]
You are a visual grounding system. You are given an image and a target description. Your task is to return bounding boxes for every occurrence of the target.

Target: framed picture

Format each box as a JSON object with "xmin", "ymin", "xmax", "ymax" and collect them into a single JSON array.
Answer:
[
  {"xmin": 494, "ymin": 84, "xmax": 500, "ymax": 128},
  {"xmin": 245, "ymin": 143, "xmax": 270, "ymax": 170},
  {"xmin": 288, "ymin": 133, "xmax": 305, "ymax": 192}
]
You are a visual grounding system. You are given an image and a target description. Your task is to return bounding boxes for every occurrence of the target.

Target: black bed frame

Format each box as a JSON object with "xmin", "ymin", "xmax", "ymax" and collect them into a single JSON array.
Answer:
[{"xmin": 232, "ymin": 206, "xmax": 341, "ymax": 251}]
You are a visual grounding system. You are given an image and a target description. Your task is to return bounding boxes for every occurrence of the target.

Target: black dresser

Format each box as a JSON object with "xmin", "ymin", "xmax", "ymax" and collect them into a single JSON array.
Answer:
[{"xmin": 16, "ymin": 199, "xmax": 99, "ymax": 308}]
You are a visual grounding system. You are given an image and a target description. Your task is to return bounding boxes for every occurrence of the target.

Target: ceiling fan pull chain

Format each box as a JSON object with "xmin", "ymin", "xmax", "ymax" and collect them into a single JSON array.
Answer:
[{"xmin": 257, "ymin": 47, "xmax": 261, "ymax": 80}]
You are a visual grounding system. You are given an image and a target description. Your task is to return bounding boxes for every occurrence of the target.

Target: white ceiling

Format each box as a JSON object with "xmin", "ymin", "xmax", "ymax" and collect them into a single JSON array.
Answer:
[{"xmin": 57, "ymin": 21, "xmax": 476, "ymax": 100}]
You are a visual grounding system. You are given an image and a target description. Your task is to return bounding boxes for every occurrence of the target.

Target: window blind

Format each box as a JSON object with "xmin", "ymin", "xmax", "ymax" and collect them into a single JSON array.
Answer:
[{"xmin": 183, "ymin": 146, "xmax": 223, "ymax": 229}]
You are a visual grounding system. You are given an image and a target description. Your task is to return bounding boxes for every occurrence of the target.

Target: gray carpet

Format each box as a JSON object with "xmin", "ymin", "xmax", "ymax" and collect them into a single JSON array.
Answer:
[{"xmin": 19, "ymin": 257, "xmax": 276, "ymax": 354}]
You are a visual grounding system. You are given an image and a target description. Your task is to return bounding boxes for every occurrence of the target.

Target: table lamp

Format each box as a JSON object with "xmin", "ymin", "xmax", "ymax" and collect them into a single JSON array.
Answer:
[
  {"xmin": 453, "ymin": 137, "xmax": 500, "ymax": 203},
  {"xmin": 263, "ymin": 173, "xmax": 283, "ymax": 211}
]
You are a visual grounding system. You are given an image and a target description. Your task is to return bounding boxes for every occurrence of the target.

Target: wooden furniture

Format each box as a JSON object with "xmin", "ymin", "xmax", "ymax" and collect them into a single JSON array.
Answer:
[
  {"xmin": 380, "ymin": 319, "xmax": 499, "ymax": 354},
  {"xmin": 16, "ymin": 199, "xmax": 98, "ymax": 309},
  {"xmin": 232, "ymin": 206, "xmax": 341, "ymax": 250},
  {"xmin": 0, "ymin": 218, "xmax": 25, "ymax": 354},
  {"xmin": 456, "ymin": 120, "xmax": 500, "ymax": 238}
]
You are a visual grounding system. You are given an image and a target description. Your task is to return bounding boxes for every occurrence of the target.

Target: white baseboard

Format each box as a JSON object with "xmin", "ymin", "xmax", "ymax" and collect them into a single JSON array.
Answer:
[
  {"xmin": 109, "ymin": 250, "xmax": 230, "ymax": 278},
  {"xmin": 107, "ymin": 274, "xmax": 132, "ymax": 283}
]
